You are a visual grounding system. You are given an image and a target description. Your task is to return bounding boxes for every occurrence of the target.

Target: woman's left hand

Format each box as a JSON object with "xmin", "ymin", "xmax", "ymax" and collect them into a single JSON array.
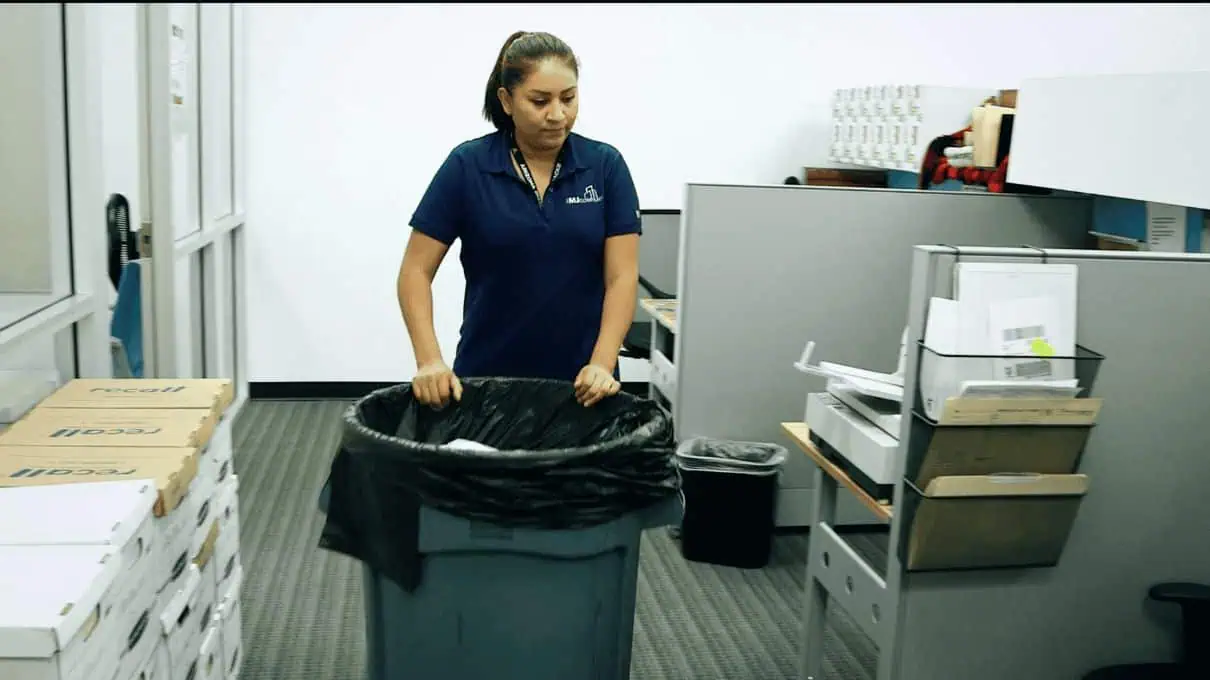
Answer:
[{"xmin": 574, "ymin": 364, "xmax": 621, "ymax": 407}]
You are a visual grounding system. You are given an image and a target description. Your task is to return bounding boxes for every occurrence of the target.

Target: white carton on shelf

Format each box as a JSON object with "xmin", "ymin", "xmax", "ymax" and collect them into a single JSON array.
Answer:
[
  {"xmin": 215, "ymin": 568, "xmax": 242, "ymax": 680},
  {"xmin": 212, "ymin": 477, "xmax": 241, "ymax": 595},
  {"xmin": 196, "ymin": 622, "xmax": 223, "ymax": 680},
  {"xmin": 0, "ymin": 480, "xmax": 161, "ymax": 680},
  {"xmin": 158, "ymin": 556, "xmax": 217, "ymax": 680},
  {"xmin": 219, "ymin": 596, "xmax": 242, "ymax": 679},
  {"xmin": 156, "ymin": 473, "xmax": 214, "ymax": 590},
  {"xmin": 128, "ymin": 640, "xmax": 169, "ymax": 680},
  {"xmin": 829, "ymin": 83, "xmax": 999, "ymax": 171},
  {"xmin": 198, "ymin": 417, "xmax": 234, "ymax": 492},
  {"xmin": 0, "ymin": 545, "xmax": 122, "ymax": 680},
  {"xmin": 179, "ymin": 461, "xmax": 220, "ymax": 565}
]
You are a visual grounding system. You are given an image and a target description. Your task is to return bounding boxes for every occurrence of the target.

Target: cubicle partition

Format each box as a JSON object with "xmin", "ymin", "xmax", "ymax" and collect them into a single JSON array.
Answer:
[
  {"xmin": 673, "ymin": 184, "xmax": 1092, "ymax": 526},
  {"xmin": 636, "ymin": 210, "xmax": 681, "ymax": 322},
  {"xmin": 798, "ymin": 245, "xmax": 1210, "ymax": 680}
]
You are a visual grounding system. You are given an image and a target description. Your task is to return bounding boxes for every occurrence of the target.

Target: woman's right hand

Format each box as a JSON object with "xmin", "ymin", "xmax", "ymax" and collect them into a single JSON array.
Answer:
[{"xmin": 413, "ymin": 360, "xmax": 463, "ymax": 408}]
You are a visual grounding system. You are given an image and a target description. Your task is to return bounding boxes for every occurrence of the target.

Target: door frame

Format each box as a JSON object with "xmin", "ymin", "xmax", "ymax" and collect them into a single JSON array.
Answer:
[{"xmin": 137, "ymin": 2, "xmax": 248, "ymax": 409}]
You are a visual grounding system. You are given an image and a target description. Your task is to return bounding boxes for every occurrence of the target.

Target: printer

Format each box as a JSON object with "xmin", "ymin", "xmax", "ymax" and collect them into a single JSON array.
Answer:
[{"xmin": 794, "ymin": 329, "xmax": 907, "ymax": 502}]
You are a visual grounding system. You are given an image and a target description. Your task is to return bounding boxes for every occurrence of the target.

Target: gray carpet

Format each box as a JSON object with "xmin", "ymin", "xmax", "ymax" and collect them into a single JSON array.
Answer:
[{"xmin": 232, "ymin": 400, "xmax": 878, "ymax": 680}]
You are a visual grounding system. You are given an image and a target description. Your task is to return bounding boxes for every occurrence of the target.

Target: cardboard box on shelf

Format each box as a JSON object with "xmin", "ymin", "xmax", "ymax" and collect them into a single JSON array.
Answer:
[
  {"xmin": 0, "ymin": 545, "xmax": 124, "ymax": 680},
  {"xmin": 0, "ymin": 480, "xmax": 162, "ymax": 680},
  {"xmin": 37, "ymin": 379, "xmax": 234, "ymax": 416},
  {"xmin": 0, "ymin": 408, "xmax": 220, "ymax": 451},
  {"xmin": 0, "ymin": 446, "xmax": 199, "ymax": 517}
]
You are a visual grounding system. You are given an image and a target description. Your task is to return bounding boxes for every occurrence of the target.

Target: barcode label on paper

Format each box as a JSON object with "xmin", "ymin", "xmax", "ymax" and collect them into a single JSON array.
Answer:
[
  {"xmin": 1002, "ymin": 325, "xmax": 1046, "ymax": 342},
  {"xmin": 1004, "ymin": 360, "xmax": 1053, "ymax": 379}
]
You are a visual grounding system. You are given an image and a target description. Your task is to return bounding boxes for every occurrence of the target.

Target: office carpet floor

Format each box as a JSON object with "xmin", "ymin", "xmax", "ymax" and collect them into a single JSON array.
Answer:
[{"xmin": 232, "ymin": 400, "xmax": 879, "ymax": 680}]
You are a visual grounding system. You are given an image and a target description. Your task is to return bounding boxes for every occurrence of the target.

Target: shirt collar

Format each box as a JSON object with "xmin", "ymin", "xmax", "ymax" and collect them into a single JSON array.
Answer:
[{"xmin": 485, "ymin": 130, "xmax": 587, "ymax": 175}]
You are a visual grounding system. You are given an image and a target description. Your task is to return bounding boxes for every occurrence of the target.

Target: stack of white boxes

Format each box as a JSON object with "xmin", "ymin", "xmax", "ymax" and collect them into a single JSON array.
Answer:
[
  {"xmin": 828, "ymin": 85, "xmax": 998, "ymax": 171},
  {"xmin": 0, "ymin": 379, "xmax": 244, "ymax": 680}
]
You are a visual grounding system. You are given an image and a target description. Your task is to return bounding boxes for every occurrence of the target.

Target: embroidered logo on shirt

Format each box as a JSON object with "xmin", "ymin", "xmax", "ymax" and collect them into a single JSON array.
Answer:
[{"xmin": 566, "ymin": 185, "xmax": 603, "ymax": 205}]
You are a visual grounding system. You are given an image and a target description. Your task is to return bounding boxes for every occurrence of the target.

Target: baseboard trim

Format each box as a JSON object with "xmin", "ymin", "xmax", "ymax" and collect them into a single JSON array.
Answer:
[
  {"xmin": 249, "ymin": 382, "xmax": 395, "ymax": 400},
  {"xmin": 251, "ymin": 381, "xmax": 652, "ymax": 401}
]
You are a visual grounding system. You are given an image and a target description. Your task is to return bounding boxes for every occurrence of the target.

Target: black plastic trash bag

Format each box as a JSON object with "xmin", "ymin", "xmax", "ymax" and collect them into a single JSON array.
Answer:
[{"xmin": 318, "ymin": 377, "xmax": 679, "ymax": 591}]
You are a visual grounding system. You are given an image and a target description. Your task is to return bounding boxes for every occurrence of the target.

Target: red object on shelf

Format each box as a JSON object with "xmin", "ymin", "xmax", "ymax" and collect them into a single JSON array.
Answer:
[{"xmin": 917, "ymin": 126, "xmax": 1011, "ymax": 193}]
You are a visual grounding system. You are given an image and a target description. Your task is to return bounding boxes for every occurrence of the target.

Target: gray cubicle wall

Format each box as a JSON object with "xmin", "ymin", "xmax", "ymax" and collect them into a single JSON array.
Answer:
[
  {"xmin": 880, "ymin": 247, "xmax": 1210, "ymax": 679},
  {"xmin": 674, "ymin": 184, "xmax": 1092, "ymax": 527},
  {"xmin": 635, "ymin": 211, "xmax": 681, "ymax": 327}
]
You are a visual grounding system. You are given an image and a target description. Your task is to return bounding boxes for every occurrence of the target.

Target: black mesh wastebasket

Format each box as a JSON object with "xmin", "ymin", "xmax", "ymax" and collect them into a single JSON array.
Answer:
[{"xmin": 676, "ymin": 437, "xmax": 788, "ymax": 569}]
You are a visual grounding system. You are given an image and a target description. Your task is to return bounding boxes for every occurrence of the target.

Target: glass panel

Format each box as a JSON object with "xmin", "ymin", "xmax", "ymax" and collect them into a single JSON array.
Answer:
[
  {"xmin": 0, "ymin": 5, "xmax": 73, "ymax": 331},
  {"xmin": 0, "ymin": 325, "xmax": 76, "ymax": 427}
]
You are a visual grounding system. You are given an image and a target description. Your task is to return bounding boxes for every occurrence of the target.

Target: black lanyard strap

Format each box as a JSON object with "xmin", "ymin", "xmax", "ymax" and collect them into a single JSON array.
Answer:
[{"xmin": 511, "ymin": 142, "xmax": 562, "ymax": 201}]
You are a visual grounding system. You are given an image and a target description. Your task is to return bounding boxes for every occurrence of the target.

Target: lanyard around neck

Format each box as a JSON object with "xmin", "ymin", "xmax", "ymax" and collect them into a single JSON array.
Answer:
[{"xmin": 511, "ymin": 140, "xmax": 562, "ymax": 201}]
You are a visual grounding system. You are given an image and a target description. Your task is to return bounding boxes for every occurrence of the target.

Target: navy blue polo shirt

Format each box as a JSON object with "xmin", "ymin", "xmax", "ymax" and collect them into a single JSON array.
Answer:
[{"xmin": 409, "ymin": 131, "xmax": 642, "ymax": 382}]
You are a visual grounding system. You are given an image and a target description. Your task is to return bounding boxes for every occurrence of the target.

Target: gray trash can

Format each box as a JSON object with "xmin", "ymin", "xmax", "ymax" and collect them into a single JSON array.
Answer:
[
  {"xmin": 318, "ymin": 378, "xmax": 682, "ymax": 680},
  {"xmin": 362, "ymin": 500, "xmax": 680, "ymax": 680}
]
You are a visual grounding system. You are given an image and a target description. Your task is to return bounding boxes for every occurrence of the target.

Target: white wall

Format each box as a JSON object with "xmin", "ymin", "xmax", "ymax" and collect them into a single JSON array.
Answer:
[{"xmin": 246, "ymin": 3, "xmax": 1210, "ymax": 384}]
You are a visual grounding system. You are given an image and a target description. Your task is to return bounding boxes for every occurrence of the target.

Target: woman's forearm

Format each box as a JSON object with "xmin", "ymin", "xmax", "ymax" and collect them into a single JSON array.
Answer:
[
  {"xmin": 590, "ymin": 275, "xmax": 638, "ymax": 373},
  {"xmin": 398, "ymin": 268, "xmax": 445, "ymax": 368}
]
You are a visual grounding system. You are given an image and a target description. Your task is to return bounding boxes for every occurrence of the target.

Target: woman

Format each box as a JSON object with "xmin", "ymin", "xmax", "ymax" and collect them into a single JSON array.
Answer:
[{"xmin": 397, "ymin": 31, "xmax": 642, "ymax": 409}]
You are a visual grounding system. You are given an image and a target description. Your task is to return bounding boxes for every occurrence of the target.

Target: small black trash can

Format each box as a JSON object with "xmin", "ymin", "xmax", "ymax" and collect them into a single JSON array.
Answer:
[{"xmin": 676, "ymin": 437, "xmax": 787, "ymax": 569}]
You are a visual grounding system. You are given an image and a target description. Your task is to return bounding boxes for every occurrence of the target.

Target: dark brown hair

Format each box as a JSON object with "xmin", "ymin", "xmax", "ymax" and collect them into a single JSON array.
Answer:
[{"xmin": 483, "ymin": 31, "xmax": 579, "ymax": 132}]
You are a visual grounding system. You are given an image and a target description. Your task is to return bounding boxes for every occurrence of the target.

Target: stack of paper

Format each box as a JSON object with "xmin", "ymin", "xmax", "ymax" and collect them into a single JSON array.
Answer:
[{"xmin": 920, "ymin": 262, "xmax": 1081, "ymax": 420}]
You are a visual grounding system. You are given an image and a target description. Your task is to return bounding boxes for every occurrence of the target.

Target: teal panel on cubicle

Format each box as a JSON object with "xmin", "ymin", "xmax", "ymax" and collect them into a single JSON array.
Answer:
[{"xmin": 1092, "ymin": 196, "xmax": 1205, "ymax": 252}]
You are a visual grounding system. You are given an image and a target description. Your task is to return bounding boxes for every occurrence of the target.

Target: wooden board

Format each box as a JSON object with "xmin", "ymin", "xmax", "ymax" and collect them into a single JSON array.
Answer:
[
  {"xmin": 781, "ymin": 421, "xmax": 894, "ymax": 522},
  {"xmin": 639, "ymin": 298, "xmax": 678, "ymax": 332}
]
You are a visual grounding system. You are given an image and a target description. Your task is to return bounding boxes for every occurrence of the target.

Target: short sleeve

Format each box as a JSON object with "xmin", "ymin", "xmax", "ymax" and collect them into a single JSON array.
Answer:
[
  {"xmin": 409, "ymin": 151, "xmax": 465, "ymax": 245},
  {"xmin": 604, "ymin": 149, "xmax": 642, "ymax": 238}
]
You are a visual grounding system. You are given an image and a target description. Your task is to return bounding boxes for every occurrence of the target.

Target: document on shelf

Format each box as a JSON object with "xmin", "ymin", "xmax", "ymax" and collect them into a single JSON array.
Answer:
[
  {"xmin": 986, "ymin": 294, "xmax": 1075, "ymax": 382},
  {"xmin": 937, "ymin": 396, "xmax": 1103, "ymax": 427},
  {"xmin": 954, "ymin": 261, "xmax": 1079, "ymax": 382},
  {"xmin": 1146, "ymin": 202, "xmax": 1186, "ymax": 253}
]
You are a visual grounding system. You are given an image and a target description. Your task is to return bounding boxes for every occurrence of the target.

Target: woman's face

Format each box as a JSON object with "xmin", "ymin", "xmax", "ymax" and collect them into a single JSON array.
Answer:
[{"xmin": 499, "ymin": 58, "xmax": 579, "ymax": 152}]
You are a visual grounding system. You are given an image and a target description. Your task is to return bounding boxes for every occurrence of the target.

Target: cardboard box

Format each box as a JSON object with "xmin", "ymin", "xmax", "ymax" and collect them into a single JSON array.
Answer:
[
  {"xmin": 37, "ymin": 379, "xmax": 234, "ymax": 416},
  {"xmin": 0, "ymin": 408, "xmax": 220, "ymax": 451},
  {"xmin": 904, "ymin": 474, "xmax": 1088, "ymax": 571},
  {"xmin": 0, "ymin": 479, "xmax": 161, "ymax": 680},
  {"xmin": 0, "ymin": 545, "xmax": 123, "ymax": 680},
  {"xmin": 0, "ymin": 446, "xmax": 199, "ymax": 516}
]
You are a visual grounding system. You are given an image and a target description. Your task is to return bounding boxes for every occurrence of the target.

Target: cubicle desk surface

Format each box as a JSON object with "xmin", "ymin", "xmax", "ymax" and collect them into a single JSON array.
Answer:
[
  {"xmin": 781, "ymin": 422, "xmax": 893, "ymax": 523},
  {"xmin": 639, "ymin": 298, "xmax": 677, "ymax": 333}
]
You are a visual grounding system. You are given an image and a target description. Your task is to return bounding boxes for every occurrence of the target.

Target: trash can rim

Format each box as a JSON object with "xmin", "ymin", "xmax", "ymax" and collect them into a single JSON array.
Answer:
[
  {"xmin": 674, "ymin": 437, "xmax": 788, "ymax": 468},
  {"xmin": 341, "ymin": 378, "xmax": 670, "ymax": 462}
]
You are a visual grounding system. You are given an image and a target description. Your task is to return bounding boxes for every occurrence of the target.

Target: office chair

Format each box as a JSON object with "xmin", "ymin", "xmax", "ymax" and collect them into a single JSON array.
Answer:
[
  {"xmin": 105, "ymin": 193, "xmax": 144, "ymax": 377},
  {"xmin": 1083, "ymin": 582, "xmax": 1210, "ymax": 680},
  {"xmin": 620, "ymin": 275, "xmax": 674, "ymax": 361}
]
